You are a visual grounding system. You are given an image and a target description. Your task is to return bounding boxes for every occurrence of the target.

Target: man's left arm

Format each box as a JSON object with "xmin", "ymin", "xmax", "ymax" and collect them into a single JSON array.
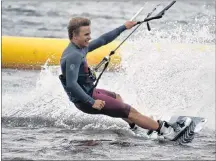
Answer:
[{"xmin": 88, "ymin": 21, "xmax": 137, "ymax": 52}]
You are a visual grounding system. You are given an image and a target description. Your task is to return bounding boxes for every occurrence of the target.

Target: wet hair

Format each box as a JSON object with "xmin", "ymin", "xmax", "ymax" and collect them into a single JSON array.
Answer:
[{"xmin": 67, "ymin": 17, "xmax": 91, "ymax": 40}]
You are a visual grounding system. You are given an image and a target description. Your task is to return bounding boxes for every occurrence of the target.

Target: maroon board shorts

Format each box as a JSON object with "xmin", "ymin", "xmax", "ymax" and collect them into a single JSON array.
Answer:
[{"xmin": 74, "ymin": 88, "xmax": 131, "ymax": 118}]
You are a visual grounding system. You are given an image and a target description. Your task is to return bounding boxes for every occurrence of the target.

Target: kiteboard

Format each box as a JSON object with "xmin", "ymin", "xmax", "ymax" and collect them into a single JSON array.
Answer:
[{"xmin": 146, "ymin": 115, "xmax": 207, "ymax": 144}]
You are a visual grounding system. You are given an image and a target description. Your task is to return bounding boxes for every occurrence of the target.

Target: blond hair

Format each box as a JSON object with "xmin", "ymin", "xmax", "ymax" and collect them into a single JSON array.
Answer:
[{"xmin": 67, "ymin": 17, "xmax": 91, "ymax": 40}]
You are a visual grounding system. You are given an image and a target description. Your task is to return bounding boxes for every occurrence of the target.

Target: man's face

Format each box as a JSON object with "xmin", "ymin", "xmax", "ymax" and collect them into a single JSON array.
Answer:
[{"xmin": 74, "ymin": 26, "xmax": 91, "ymax": 48}]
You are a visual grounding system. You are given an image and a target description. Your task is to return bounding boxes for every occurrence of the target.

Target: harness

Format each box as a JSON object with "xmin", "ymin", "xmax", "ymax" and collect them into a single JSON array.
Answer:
[{"xmin": 59, "ymin": 66, "xmax": 96, "ymax": 98}]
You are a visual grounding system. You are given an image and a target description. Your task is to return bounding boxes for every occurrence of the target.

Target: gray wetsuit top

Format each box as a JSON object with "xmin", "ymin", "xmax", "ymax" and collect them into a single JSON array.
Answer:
[{"xmin": 59, "ymin": 25, "xmax": 126, "ymax": 106}]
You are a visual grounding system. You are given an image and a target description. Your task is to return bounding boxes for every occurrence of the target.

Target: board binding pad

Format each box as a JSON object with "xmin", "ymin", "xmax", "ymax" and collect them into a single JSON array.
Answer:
[
  {"xmin": 168, "ymin": 116, "xmax": 207, "ymax": 133},
  {"xmin": 148, "ymin": 115, "xmax": 207, "ymax": 144}
]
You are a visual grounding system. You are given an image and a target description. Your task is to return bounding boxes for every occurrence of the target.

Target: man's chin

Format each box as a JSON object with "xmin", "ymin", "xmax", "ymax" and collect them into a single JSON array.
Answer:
[{"xmin": 84, "ymin": 42, "xmax": 89, "ymax": 47}]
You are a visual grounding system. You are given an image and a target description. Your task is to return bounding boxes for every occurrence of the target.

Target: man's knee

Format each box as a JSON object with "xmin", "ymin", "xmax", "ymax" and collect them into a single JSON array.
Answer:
[
  {"xmin": 115, "ymin": 93, "xmax": 123, "ymax": 101},
  {"xmin": 128, "ymin": 107, "xmax": 139, "ymax": 120}
]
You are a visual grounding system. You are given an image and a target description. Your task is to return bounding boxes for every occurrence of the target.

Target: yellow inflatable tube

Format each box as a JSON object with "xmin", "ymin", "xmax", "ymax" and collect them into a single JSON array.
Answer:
[{"xmin": 2, "ymin": 36, "xmax": 121, "ymax": 70}]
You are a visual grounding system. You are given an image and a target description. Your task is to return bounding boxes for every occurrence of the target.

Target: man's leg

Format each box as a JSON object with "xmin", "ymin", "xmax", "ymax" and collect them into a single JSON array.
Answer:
[
  {"xmin": 116, "ymin": 92, "xmax": 159, "ymax": 130},
  {"xmin": 115, "ymin": 93, "xmax": 136, "ymax": 128},
  {"xmin": 128, "ymin": 107, "xmax": 159, "ymax": 130},
  {"xmin": 127, "ymin": 107, "xmax": 193, "ymax": 141},
  {"xmin": 96, "ymin": 89, "xmax": 135, "ymax": 127},
  {"xmin": 95, "ymin": 89, "xmax": 159, "ymax": 130},
  {"xmin": 90, "ymin": 88, "xmax": 189, "ymax": 140},
  {"xmin": 76, "ymin": 89, "xmax": 158, "ymax": 130}
]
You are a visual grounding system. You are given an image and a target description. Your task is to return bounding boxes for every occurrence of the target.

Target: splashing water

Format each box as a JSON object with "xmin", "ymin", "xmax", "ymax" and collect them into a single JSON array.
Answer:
[
  {"xmin": 2, "ymin": 38, "xmax": 215, "ymax": 131},
  {"xmin": 2, "ymin": 1, "xmax": 215, "ymax": 131},
  {"xmin": 2, "ymin": 2, "xmax": 215, "ymax": 160}
]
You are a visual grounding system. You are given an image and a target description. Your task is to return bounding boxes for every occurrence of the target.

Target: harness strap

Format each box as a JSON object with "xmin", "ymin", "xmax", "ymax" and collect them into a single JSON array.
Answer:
[{"xmin": 93, "ymin": 61, "xmax": 109, "ymax": 89}]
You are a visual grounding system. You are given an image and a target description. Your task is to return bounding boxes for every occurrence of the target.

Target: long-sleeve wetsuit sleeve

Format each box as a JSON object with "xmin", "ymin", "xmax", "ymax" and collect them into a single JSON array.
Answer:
[
  {"xmin": 88, "ymin": 25, "xmax": 127, "ymax": 52},
  {"xmin": 65, "ymin": 53, "xmax": 95, "ymax": 106}
]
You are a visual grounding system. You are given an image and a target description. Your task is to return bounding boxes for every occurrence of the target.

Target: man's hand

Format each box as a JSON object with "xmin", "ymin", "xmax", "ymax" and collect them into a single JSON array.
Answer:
[
  {"xmin": 92, "ymin": 100, "xmax": 105, "ymax": 110},
  {"xmin": 124, "ymin": 21, "xmax": 137, "ymax": 29}
]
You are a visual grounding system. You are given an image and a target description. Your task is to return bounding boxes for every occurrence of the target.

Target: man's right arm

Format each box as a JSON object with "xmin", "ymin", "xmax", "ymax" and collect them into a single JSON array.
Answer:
[{"xmin": 65, "ymin": 53, "xmax": 95, "ymax": 106}]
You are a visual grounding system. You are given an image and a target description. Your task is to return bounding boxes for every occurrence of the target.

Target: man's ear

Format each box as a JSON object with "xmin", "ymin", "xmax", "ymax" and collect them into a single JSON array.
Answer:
[
  {"xmin": 73, "ymin": 31, "xmax": 78, "ymax": 40},
  {"xmin": 73, "ymin": 32, "xmax": 79, "ymax": 40}
]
